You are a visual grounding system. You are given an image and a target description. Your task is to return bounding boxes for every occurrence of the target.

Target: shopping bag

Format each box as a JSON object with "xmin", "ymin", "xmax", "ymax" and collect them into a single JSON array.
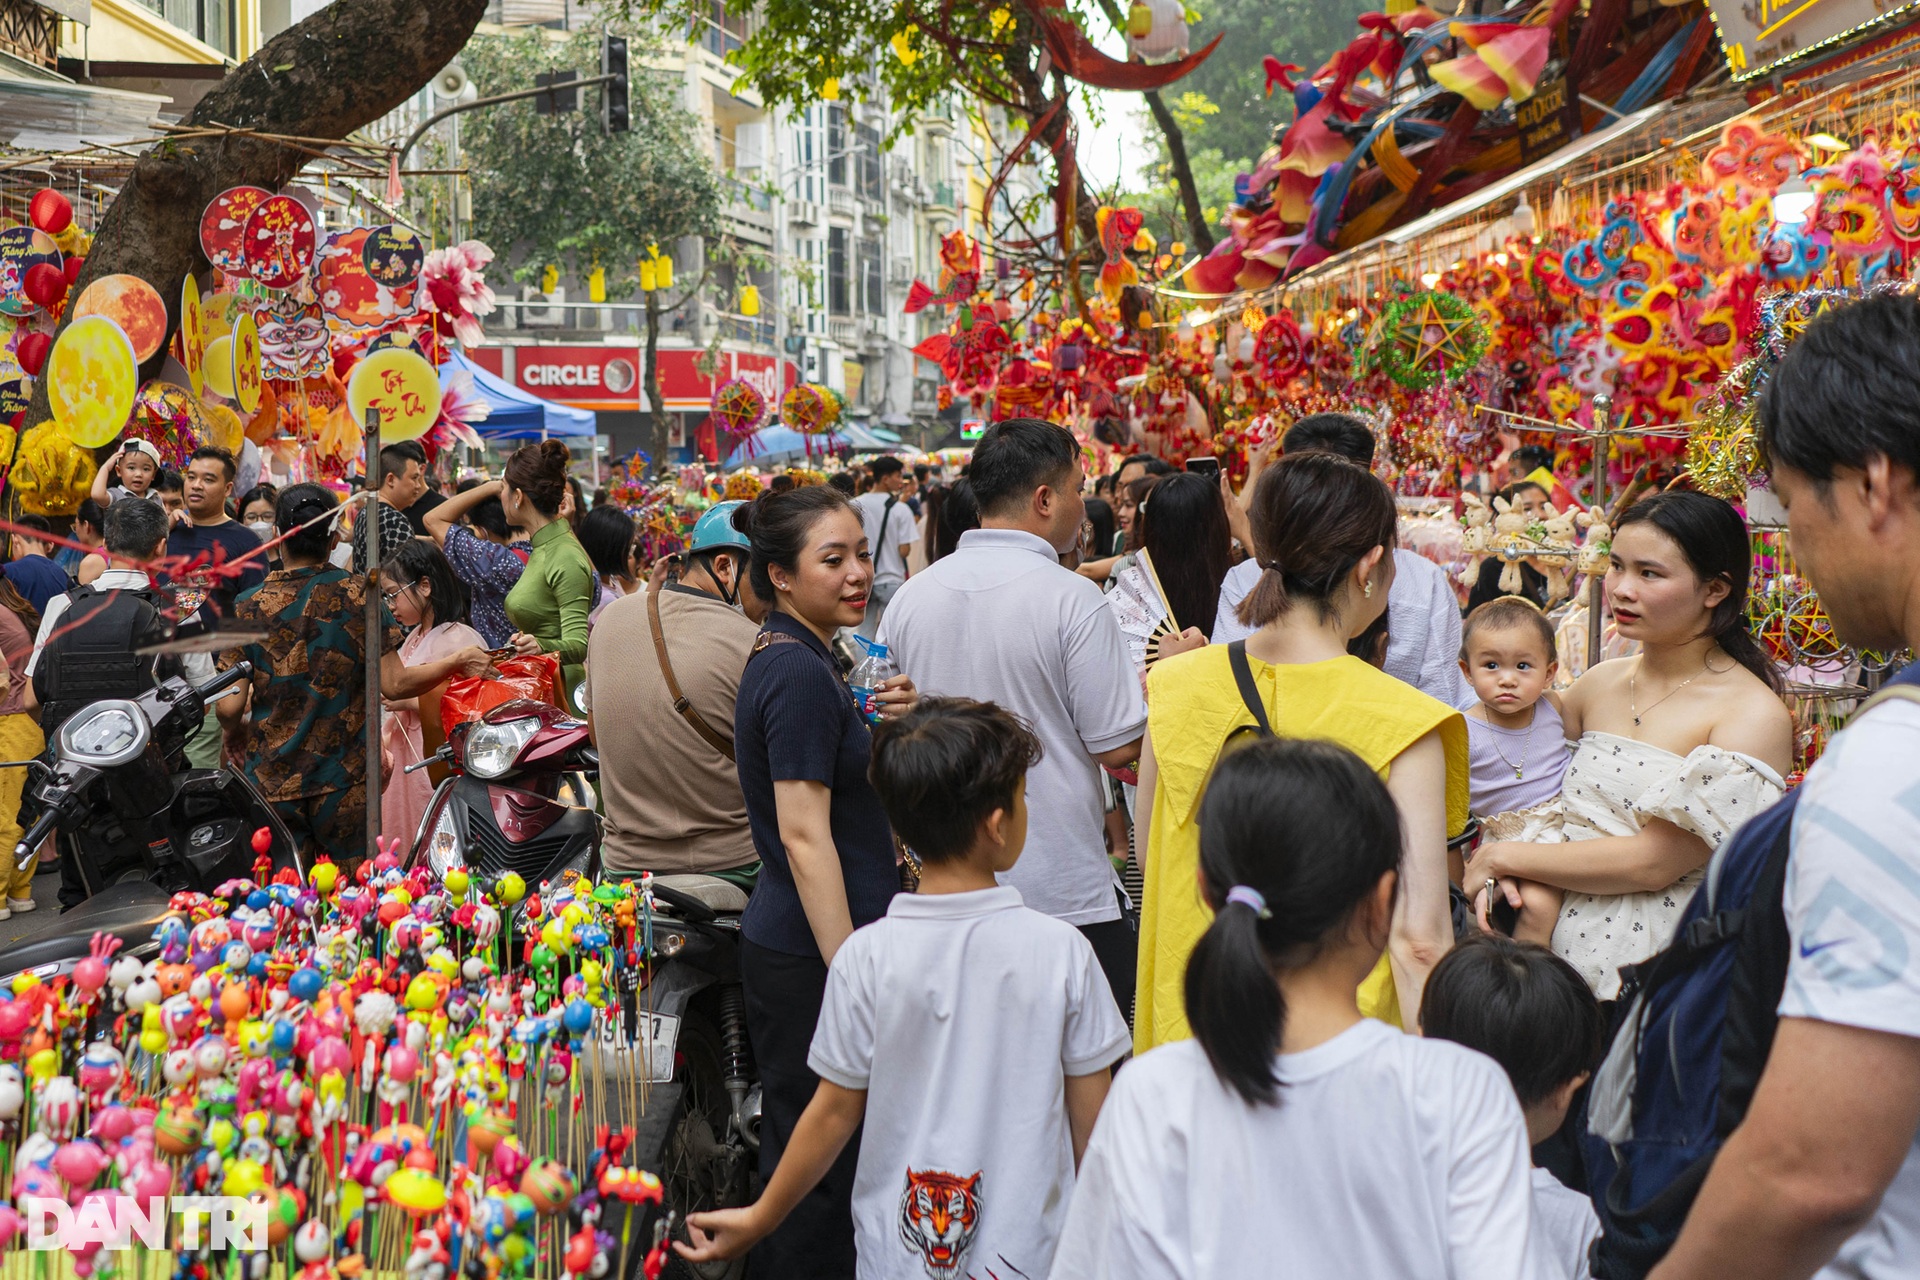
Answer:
[{"xmin": 440, "ymin": 653, "xmax": 563, "ymax": 726}]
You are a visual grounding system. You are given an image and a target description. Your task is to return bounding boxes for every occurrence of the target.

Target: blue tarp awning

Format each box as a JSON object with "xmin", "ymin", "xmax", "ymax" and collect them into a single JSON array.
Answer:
[
  {"xmin": 441, "ymin": 349, "xmax": 598, "ymax": 440},
  {"xmin": 723, "ymin": 423, "xmax": 845, "ymax": 468}
]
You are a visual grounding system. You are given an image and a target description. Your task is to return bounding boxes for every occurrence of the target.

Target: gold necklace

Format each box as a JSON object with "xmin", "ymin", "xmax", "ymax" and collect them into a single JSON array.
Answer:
[
  {"xmin": 1629, "ymin": 656, "xmax": 1708, "ymax": 728},
  {"xmin": 1484, "ymin": 705, "xmax": 1536, "ymax": 779}
]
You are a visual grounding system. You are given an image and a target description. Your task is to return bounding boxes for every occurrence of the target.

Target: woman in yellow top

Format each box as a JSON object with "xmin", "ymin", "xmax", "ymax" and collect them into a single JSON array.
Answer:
[{"xmin": 1135, "ymin": 450, "xmax": 1468, "ymax": 1052}]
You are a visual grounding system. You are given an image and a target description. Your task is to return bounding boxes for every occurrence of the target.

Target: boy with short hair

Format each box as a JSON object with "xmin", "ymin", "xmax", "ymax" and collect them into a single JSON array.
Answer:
[
  {"xmin": 679, "ymin": 697, "xmax": 1130, "ymax": 1278},
  {"xmin": 1421, "ymin": 933, "xmax": 1607, "ymax": 1278}
]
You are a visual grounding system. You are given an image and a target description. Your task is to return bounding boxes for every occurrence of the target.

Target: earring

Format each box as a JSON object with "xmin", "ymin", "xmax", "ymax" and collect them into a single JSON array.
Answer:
[{"xmin": 1364, "ymin": 581, "xmax": 1375, "ymax": 598}]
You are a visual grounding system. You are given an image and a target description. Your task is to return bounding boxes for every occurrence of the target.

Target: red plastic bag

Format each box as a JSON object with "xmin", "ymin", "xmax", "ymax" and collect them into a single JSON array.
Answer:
[{"xmin": 441, "ymin": 653, "xmax": 562, "ymax": 726}]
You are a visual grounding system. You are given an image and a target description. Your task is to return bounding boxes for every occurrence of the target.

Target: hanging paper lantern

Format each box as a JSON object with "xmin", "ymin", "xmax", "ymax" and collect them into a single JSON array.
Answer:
[
  {"xmin": 14, "ymin": 331, "xmax": 49, "ymax": 378},
  {"xmin": 739, "ymin": 285, "xmax": 760, "ymax": 317},
  {"xmin": 1254, "ymin": 311, "xmax": 1308, "ymax": 383},
  {"xmin": 28, "ymin": 189, "xmax": 71, "ymax": 236},
  {"xmin": 710, "ymin": 377, "xmax": 768, "ymax": 438},
  {"xmin": 1126, "ymin": 0, "xmax": 1188, "ymax": 62},
  {"xmin": 782, "ymin": 383, "xmax": 833, "ymax": 435},
  {"xmin": 129, "ymin": 382, "xmax": 207, "ymax": 471},
  {"xmin": 21, "ymin": 263, "xmax": 63, "ymax": 312}
]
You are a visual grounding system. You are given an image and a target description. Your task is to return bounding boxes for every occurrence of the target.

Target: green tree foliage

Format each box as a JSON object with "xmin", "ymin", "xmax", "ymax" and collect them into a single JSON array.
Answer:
[
  {"xmin": 460, "ymin": 22, "xmax": 723, "ymax": 292},
  {"xmin": 1173, "ymin": 0, "xmax": 1377, "ymax": 172}
]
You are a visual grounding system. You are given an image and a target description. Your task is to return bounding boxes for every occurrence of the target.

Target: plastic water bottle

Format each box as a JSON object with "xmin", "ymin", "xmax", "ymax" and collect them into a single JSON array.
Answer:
[{"xmin": 847, "ymin": 638, "xmax": 898, "ymax": 726}]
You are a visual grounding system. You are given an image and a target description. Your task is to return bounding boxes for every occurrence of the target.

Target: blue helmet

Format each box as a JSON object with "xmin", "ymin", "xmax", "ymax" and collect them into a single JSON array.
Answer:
[{"xmin": 687, "ymin": 500, "xmax": 751, "ymax": 555}]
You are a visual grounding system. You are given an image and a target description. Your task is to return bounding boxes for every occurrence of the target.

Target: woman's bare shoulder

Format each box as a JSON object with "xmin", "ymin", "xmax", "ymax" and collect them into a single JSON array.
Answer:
[{"xmin": 1708, "ymin": 665, "xmax": 1796, "ymax": 773}]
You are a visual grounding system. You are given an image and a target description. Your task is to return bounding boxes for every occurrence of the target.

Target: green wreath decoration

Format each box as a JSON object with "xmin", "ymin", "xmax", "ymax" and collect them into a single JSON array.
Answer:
[{"xmin": 1369, "ymin": 290, "xmax": 1489, "ymax": 390}]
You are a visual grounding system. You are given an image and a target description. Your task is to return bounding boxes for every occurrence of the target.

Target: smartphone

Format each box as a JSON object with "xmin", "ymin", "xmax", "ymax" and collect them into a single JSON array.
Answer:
[{"xmin": 1186, "ymin": 456, "xmax": 1221, "ymax": 480}]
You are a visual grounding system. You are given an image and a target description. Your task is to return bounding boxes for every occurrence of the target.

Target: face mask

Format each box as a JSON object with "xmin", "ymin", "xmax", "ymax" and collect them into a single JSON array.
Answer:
[{"xmin": 247, "ymin": 521, "xmax": 272, "ymax": 540}]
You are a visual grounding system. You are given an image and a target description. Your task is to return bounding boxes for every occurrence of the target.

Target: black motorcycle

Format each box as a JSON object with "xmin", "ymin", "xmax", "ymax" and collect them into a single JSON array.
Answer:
[{"xmin": 0, "ymin": 662, "xmax": 301, "ymax": 980}]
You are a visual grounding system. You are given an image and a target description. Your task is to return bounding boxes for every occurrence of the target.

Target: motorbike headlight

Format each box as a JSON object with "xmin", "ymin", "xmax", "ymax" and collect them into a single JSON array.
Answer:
[
  {"xmin": 426, "ymin": 802, "xmax": 462, "ymax": 874},
  {"xmin": 57, "ymin": 700, "xmax": 149, "ymax": 768},
  {"xmin": 464, "ymin": 717, "xmax": 539, "ymax": 780}
]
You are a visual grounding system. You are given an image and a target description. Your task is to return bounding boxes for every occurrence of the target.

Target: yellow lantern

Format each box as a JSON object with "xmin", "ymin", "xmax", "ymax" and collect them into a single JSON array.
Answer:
[
  {"xmin": 588, "ymin": 264, "xmax": 606, "ymax": 303},
  {"xmin": 890, "ymin": 27, "xmax": 918, "ymax": 65},
  {"xmin": 739, "ymin": 285, "xmax": 761, "ymax": 316},
  {"xmin": 656, "ymin": 255, "xmax": 674, "ymax": 290},
  {"xmin": 541, "ymin": 264, "xmax": 559, "ymax": 294},
  {"xmin": 821, "ymin": 77, "xmax": 840, "ymax": 101},
  {"xmin": 638, "ymin": 261, "xmax": 657, "ymax": 292}
]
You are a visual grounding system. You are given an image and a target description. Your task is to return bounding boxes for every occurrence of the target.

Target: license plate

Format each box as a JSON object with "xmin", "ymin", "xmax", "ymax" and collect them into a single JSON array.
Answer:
[{"xmin": 642, "ymin": 1012, "xmax": 680, "ymax": 1084}]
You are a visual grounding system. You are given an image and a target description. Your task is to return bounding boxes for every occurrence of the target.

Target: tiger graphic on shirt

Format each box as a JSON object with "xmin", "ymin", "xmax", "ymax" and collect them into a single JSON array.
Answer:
[{"xmin": 898, "ymin": 1168, "xmax": 982, "ymax": 1278}]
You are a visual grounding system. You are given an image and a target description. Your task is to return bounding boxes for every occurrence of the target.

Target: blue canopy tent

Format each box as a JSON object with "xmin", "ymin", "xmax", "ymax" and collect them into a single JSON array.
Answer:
[
  {"xmin": 440, "ymin": 349, "xmax": 598, "ymax": 439},
  {"xmin": 724, "ymin": 423, "xmax": 844, "ymax": 469}
]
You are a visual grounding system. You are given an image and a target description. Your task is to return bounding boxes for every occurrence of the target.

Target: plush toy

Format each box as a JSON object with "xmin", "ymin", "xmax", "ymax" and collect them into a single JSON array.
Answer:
[
  {"xmin": 1537, "ymin": 505, "xmax": 1589, "ymax": 604},
  {"xmin": 1572, "ymin": 504, "xmax": 1612, "ymax": 575},
  {"xmin": 1490, "ymin": 497, "xmax": 1532, "ymax": 594},
  {"xmin": 1457, "ymin": 492, "xmax": 1493, "ymax": 587}
]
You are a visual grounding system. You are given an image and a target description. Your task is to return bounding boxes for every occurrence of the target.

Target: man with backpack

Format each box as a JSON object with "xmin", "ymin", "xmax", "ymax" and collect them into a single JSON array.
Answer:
[
  {"xmin": 1590, "ymin": 295, "xmax": 1920, "ymax": 1280},
  {"xmin": 21, "ymin": 498, "xmax": 177, "ymax": 908}
]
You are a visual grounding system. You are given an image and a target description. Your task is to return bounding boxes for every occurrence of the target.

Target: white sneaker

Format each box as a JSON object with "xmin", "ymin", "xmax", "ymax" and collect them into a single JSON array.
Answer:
[
  {"xmin": 6, "ymin": 898, "xmax": 32, "ymax": 913},
  {"xmin": 0, "ymin": 906, "xmax": 15, "ymax": 921}
]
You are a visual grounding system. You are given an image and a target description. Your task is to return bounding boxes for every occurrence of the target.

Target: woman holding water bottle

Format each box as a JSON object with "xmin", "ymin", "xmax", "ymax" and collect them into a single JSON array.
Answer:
[{"xmin": 729, "ymin": 484, "xmax": 917, "ymax": 1276}]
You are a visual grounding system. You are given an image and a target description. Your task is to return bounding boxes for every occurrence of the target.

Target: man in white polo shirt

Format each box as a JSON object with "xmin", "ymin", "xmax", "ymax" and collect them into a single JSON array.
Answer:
[
  {"xmin": 880, "ymin": 418, "xmax": 1146, "ymax": 1006},
  {"xmin": 1213, "ymin": 413, "xmax": 1469, "ymax": 708}
]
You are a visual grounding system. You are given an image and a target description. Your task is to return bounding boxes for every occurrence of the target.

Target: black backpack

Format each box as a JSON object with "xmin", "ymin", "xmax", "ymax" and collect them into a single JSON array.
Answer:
[
  {"xmin": 33, "ymin": 582, "xmax": 174, "ymax": 737},
  {"xmin": 1581, "ymin": 673, "xmax": 1920, "ymax": 1277}
]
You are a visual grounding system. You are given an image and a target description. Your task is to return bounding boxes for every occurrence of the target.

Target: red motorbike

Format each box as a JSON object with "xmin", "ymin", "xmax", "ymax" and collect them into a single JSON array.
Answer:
[{"xmin": 405, "ymin": 698, "xmax": 602, "ymax": 890}]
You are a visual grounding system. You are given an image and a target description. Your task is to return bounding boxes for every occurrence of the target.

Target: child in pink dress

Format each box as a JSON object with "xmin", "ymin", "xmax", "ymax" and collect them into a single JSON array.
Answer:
[{"xmin": 381, "ymin": 541, "xmax": 484, "ymax": 846}]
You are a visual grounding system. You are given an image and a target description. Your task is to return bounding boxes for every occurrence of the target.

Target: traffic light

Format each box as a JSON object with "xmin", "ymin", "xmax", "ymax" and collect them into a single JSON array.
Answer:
[{"xmin": 602, "ymin": 33, "xmax": 630, "ymax": 134}]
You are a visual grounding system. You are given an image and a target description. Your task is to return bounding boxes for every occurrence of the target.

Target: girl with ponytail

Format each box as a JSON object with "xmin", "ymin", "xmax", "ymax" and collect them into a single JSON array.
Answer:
[
  {"xmin": 1051, "ymin": 737, "xmax": 1539, "ymax": 1280},
  {"xmin": 1468, "ymin": 487, "xmax": 1794, "ymax": 1000},
  {"xmin": 1135, "ymin": 451, "xmax": 1469, "ymax": 1049}
]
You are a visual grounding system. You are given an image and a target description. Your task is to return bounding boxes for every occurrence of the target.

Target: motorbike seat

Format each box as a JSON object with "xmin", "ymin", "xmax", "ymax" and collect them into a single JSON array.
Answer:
[
  {"xmin": 649, "ymin": 873, "xmax": 749, "ymax": 915},
  {"xmin": 0, "ymin": 878, "xmax": 172, "ymax": 979}
]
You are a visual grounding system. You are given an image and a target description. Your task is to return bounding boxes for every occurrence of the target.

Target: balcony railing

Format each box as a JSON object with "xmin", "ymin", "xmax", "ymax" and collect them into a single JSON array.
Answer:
[{"xmin": 928, "ymin": 181, "xmax": 956, "ymax": 209}]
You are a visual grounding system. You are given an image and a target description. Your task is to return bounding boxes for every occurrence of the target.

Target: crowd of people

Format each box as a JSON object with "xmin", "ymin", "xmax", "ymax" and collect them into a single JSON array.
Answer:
[{"xmin": 15, "ymin": 293, "xmax": 1920, "ymax": 1279}]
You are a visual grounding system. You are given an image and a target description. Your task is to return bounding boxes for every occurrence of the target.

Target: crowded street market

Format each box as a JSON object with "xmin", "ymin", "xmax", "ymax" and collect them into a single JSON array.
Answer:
[{"xmin": 0, "ymin": 0, "xmax": 1917, "ymax": 1277}]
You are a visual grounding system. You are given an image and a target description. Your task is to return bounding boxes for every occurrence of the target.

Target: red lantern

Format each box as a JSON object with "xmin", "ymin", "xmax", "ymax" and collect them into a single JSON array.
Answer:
[
  {"xmin": 22, "ymin": 263, "xmax": 64, "ymax": 311},
  {"xmin": 15, "ymin": 331, "xmax": 49, "ymax": 377},
  {"xmin": 28, "ymin": 189, "xmax": 71, "ymax": 236},
  {"xmin": 62, "ymin": 256, "xmax": 83, "ymax": 287}
]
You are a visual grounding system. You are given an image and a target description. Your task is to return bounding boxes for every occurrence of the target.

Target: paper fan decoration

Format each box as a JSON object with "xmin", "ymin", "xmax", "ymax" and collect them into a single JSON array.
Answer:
[
  {"xmin": 1371, "ymin": 291, "xmax": 1489, "ymax": 389},
  {"xmin": 783, "ymin": 383, "xmax": 834, "ymax": 435},
  {"xmin": 1106, "ymin": 549, "xmax": 1180, "ymax": 672},
  {"xmin": 244, "ymin": 194, "xmax": 317, "ymax": 289},
  {"xmin": 1255, "ymin": 311, "xmax": 1308, "ymax": 382},
  {"xmin": 199, "ymin": 186, "xmax": 271, "ymax": 274},
  {"xmin": 711, "ymin": 377, "xmax": 768, "ymax": 437}
]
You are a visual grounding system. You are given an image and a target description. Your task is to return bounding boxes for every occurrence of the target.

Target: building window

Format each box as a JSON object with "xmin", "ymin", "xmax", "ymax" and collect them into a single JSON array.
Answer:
[
  {"xmin": 827, "ymin": 106, "xmax": 848, "ymax": 189},
  {"xmin": 858, "ymin": 237, "xmax": 883, "ymax": 314},
  {"xmin": 139, "ymin": 0, "xmax": 233, "ymax": 56},
  {"xmin": 828, "ymin": 228, "xmax": 851, "ymax": 316},
  {"xmin": 856, "ymin": 124, "xmax": 883, "ymax": 203},
  {"xmin": 699, "ymin": 1, "xmax": 748, "ymax": 56}
]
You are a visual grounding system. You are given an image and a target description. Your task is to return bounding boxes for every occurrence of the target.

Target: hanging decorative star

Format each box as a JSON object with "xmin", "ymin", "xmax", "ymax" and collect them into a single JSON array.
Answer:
[{"xmin": 1370, "ymin": 290, "xmax": 1489, "ymax": 389}]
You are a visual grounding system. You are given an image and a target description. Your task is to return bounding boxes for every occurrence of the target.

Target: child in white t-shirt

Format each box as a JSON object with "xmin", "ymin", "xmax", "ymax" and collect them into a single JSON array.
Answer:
[
  {"xmin": 1048, "ymin": 737, "xmax": 1541, "ymax": 1280},
  {"xmin": 678, "ymin": 697, "xmax": 1130, "ymax": 1280},
  {"xmin": 89, "ymin": 438, "xmax": 164, "ymax": 508},
  {"xmin": 1422, "ymin": 932, "xmax": 1606, "ymax": 1278}
]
